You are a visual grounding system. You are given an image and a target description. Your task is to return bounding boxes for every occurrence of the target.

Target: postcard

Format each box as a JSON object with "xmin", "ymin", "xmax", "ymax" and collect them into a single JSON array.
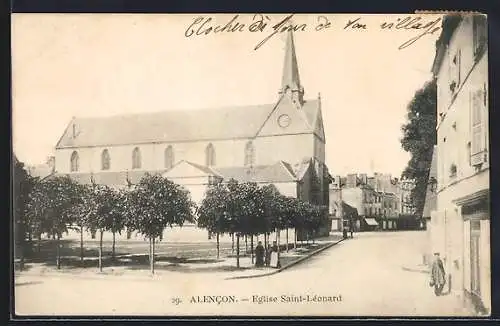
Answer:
[{"xmin": 12, "ymin": 13, "xmax": 490, "ymax": 317}]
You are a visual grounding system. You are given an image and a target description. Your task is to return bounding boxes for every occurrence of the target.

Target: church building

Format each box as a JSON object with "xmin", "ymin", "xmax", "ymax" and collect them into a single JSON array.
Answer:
[{"xmin": 54, "ymin": 30, "xmax": 331, "ymax": 237}]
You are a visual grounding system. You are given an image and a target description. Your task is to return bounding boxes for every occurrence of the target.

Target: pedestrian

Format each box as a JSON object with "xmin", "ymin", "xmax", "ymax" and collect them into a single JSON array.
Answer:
[
  {"xmin": 271, "ymin": 241, "xmax": 281, "ymax": 268},
  {"xmin": 255, "ymin": 241, "xmax": 265, "ymax": 267},
  {"xmin": 430, "ymin": 252, "xmax": 446, "ymax": 296},
  {"xmin": 265, "ymin": 242, "xmax": 271, "ymax": 266},
  {"xmin": 349, "ymin": 220, "xmax": 354, "ymax": 238},
  {"xmin": 272, "ymin": 241, "xmax": 278, "ymax": 253}
]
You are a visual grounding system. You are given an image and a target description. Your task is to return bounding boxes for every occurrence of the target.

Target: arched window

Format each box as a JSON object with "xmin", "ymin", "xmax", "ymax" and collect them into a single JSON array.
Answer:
[
  {"xmin": 165, "ymin": 146, "xmax": 174, "ymax": 169},
  {"xmin": 132, "ymin": 147, "xmax": 141, "ymax": 169},
  {"xmin": 205, "ymin": 143, "xmax": 216, "ymax": 166},
  {"xmin": 70, "ymin": 151, "xmax": 79, "ymax": 172},
  {"xmin": 101, "ymin": 149, "xmax": 110, "ymax": 170},
  {"xmin": 244, "ymin": 141, "xmax": 255, "ymax": 166}
]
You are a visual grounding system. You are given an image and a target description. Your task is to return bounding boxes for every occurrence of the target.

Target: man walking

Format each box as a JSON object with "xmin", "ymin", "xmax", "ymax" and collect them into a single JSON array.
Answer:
[{"xmin": 430, "ymin": 252, "xmax": 446, "ymax": 296}]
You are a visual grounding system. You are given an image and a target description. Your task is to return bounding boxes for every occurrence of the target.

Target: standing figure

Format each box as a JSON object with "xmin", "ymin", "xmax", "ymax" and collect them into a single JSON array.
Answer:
[
  {"xmin": 271, "ymin": 241, "xmax": 281, "ymax": 268},
  {"xmin": 349, "ymin": 219, "xmax": 354, "ymax": 238},
  {"xmin": 430, "ymin": 252, "xmax": 446, "ymax": 296},
  {"xmin": 255, "ymin": 241, "xmax": 265, "ymax": 267}
]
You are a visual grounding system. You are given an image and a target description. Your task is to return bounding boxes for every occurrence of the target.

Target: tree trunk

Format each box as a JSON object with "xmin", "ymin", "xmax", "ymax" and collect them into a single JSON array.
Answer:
[
  {"xmin": 37, "ymin": 232, "xmax": 42, "ymax": 253},
  {"xmin": 286, "ymin": 228, "xmax": 289, "ymax": 252},
  {"xmin": 236, "ymin": 234, "xmax": 240, "ymax": 268},
  {"xmin": 80, "ymin": 225, "xmax": 84, "ymax": 265},
  {"xmin": 231, "ymin": 233, "xmax": 234, "ymax": 254},
  {"xmin": 294, "ymin": 228, "xmax": 297, "ymax": 249},
  {"xmin": 250, "ymin": 235, "xmax": 254, "ymax": 264},
  {"xmin": 245, "ymin": 235, "xmax": 248, "ymax": 254},
  {"xmin": 277, "ymin": 229, "xmax": 281, "ymax": 255},
  {"xmin": 216, "ymin": 232, "xmax": 220, "ymax": 259},
  {"xmin": 112, "ymin": 231, "xmax": 116, "ymax": 260},
  {"xmin": 56, "ymin": 232, "xmax": 61, "ymax": 270},
  {"xmin": 98, "ymin": 230, "xmax": 103, "ymax": 272},
  {"xmin": 151, "ymin": 237, "xmax": 155, "ymax": 275}
]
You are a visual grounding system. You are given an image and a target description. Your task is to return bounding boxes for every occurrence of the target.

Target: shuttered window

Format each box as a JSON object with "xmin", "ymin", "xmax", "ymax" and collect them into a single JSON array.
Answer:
[{"xmin": 470, "ymin": 88, "xmax": 486, "ymax": 165}]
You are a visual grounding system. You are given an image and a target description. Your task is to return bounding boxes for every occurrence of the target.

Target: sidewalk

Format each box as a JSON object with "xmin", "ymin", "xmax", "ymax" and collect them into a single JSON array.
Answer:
[{"xmin": 226, "ymin": 236, "xmax": 345, "ymax": 279}]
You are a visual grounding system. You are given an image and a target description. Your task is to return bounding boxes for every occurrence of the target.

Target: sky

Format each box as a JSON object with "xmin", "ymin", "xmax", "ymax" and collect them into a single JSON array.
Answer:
[{"xmin": 12, "ymin": 13, "xmax": 442, "ymax": 177}]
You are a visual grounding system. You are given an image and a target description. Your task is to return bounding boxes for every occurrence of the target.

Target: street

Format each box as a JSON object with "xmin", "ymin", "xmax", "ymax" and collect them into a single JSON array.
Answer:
[{"xmin": 14, "ymin": 231, "xmax": 471, "ymax": 317}]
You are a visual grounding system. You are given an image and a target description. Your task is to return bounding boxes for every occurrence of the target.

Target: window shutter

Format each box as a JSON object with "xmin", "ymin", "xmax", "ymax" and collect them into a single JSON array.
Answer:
[{"xmin": 470, "ymin": 89, "xmax": 486, "ymax": 165}]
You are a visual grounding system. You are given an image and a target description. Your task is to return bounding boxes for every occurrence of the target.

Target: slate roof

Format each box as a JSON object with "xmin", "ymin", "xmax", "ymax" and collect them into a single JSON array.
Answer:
[
  {"xmin": 55, "ymin": 160, "xmax": 300, "ymax": 186},
  {"xmin": 214, "ymin": 161, "xmax": 297, "ymax": 183},
  {"xmin": 56, "ymin": 99, "xmax": 321, "ymax": 149},
  {"xmin": 331, "ymin": 201, "xmax": 358, "ymax": 217}
]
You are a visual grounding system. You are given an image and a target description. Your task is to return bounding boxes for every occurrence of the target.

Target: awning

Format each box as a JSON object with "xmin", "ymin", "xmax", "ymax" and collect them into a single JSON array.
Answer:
[{"xmin": 364, "ymin": 218, "xmax": 379, "ymax": 226}]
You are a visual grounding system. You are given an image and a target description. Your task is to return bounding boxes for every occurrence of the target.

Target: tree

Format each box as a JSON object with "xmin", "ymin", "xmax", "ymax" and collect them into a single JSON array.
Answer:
[
  {"xmin": 109, "ymin": 189, "xmax": 127, "ymax": 259},
  {"xmin": 12, "ymin": 157, "xmax": 37, "ymax": 269},
  {"xmin": 84, "ymin": 184, "xmax": 125, "ymax": 272},
  {"xmin": 197, "ymin": 182, "xmax": 230, "ymax": 259},
  {"xmin": 26, "ymin": 175, "xmax": 82, "ymax": 269},
  {"xmin": 70, "ymin": 183, "xmax": 95, "ymax": 265},
  {"xmin": 400, "ymin": 79, "xmax": 437, "ymax": 217},
  {"xmin": 126, "ymin": 174, "xmax": 196, "ymax": 274}
]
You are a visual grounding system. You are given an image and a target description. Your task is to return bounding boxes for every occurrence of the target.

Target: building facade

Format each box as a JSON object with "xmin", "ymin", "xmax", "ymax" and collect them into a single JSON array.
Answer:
[
  {"xmin": 430, "ymin": 15, "xmax": 489, "ymax": 314},
  {"xmin": 53, "ymin": 30, "xmax": 331, "ymax": 239},
  {"xmin": 399, "ymin": 178, "xmax": 417, "ymax": 215},
  {"xmin": 329, "ymin": 173, "xmax": 403, "ymax": 232}
]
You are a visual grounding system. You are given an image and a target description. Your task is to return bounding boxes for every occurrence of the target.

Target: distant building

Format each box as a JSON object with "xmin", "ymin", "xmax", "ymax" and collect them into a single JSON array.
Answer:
[
  {"xmin": 331, "ymin": 172, "xmax": 403, "ymax": 231},
  {"xmin": 399, "ymin": 178, "xmax": 416, "ymax": 215},
  {"xmin": 430, "ymin": 15, "xmax": 489, "ymax": 314},
  {"xmin": 26, "ymin": 156, "xmax": 56, "ymax": 180}
]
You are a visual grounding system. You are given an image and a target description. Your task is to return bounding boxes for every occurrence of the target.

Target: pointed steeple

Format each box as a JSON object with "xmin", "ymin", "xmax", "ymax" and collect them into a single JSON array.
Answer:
[{"xmin": 279, "ymin": 29, "xmax": 304, "ymax": 105}]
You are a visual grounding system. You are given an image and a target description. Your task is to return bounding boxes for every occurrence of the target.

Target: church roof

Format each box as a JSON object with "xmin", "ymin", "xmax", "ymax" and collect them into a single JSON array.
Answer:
[{"xmin": 56, "ymin": 99, "xmax": 321, "ymax": 149}]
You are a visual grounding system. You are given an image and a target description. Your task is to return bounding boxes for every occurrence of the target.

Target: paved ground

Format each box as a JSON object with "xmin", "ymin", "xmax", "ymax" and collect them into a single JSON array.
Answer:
[{"xmin": 14, "ymin": 231, "xmax": 474, "ymax": 317}]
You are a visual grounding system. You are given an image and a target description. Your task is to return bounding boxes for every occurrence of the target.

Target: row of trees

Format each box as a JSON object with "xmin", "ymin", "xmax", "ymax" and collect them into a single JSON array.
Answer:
[
  {"xmin": 197, "ymin": 180, "xmax": 328, "ymax": 267},
  {"xmin": 14, "ymin": 158, "xmax": 196, "ymax": 274},
  {"xmin": 14, "ymin": 158, "xmax": 328, "ymax": 272}
]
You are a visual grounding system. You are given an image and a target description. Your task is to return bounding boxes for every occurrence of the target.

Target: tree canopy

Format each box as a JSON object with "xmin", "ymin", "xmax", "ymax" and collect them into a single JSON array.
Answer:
[{"xmin": 400, "ymin": 79, "xmax": 437, "ymax": 216}]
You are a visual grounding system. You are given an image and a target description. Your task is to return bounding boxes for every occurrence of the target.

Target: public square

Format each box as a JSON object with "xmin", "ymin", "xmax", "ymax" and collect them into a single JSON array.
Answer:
[{"xmin": 14, "ymin": 230, "xmax": 473, "ymax": 317}]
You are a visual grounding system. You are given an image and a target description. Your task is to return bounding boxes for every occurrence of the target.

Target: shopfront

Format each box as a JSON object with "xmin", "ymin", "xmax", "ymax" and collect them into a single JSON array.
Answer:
[{"xmin": 454, "ymin": 189, "xmax": 490, "ymax": 315}]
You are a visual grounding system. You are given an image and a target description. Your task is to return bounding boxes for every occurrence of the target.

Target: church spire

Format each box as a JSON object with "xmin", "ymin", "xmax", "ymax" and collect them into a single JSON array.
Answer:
[{"xmin": 279, "ymin": 29, "xmax": 304, "ymax": 105}]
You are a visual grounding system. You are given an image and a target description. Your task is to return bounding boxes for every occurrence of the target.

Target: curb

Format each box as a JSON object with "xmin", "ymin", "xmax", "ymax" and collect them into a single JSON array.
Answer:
[{"xmin": 225, "ymin": 238, "xmax": 345, "ymax": 280}]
